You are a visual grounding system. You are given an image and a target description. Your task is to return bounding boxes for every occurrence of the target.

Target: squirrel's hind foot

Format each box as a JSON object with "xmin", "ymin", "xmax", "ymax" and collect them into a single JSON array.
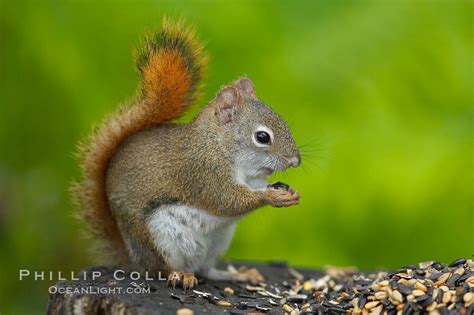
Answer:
[
  {"xmin": 205, "ymin": 266, "xmax": 265, "ymax": 285},
  {"xmin": 167, "ymin": 271, "xmax": 198, "ymax": 290},
  {"xmin": 225, "ymin": 265, "xmax": 265, "ymax": 285},
  {"xmin": 233, "ymin": 266, "xmax": 265, "ymax": 285}
]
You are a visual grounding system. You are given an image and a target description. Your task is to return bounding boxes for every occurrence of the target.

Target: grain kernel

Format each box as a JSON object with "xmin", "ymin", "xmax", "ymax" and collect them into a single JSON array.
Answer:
[
  {"xmin": 375, "ymin": 291, "xmax": 388, "ymax": 300},
  {"xmin": 466, "ymin": 276, "xmax": 474, "ymax": 285},
  {"xmin": 426, "ymin": 302, "xmax": 437, "ymax": 312},
  {"xmin": 415, "ymin": 282, "xmax": 427, "ymax": 292},
  {"xmin": 364, "ymin": 301, "xmax": 379, "ymax": 309},
  {"xmin": 371, "ymin": 304, "xmax": 383, "ymax": 315},
  {"xmin": 438, "ymin": 273, "xmax": 450, "ymax": 283},
  {"xmin": 432, "ymin": 288, "xmax": 439, "ymax": 300},
  {"xmin": 464, "ymin": 292, "xmax": 473, "ymax": 306},
  {"xmin": 176, "ymin": 308, "xmax": 194, "ymax": 315},
  {"xmin": 442, "ymin": 292, "xmax": 451, "ymax": 304},
  {"xmin": 223, "ymin": 287, "xmax": 234, "ymax": 295},
  {"xmin": 392, "ymin": 290, "xmax": 403, "ymax": 304},
  {"xmin": 412, "ymin": 289, "xmax": 425, "ymax": 297},
  {"xmin": 282, "ymin": 304, "xmax": 294, "ymax": 313},
  {"xmin": 217, "ymin": 300, "xmax": 231, "ymax": 307},
  {"xmin": 301, "ymin": 303, "xmax": 311, "ymax": 310}
]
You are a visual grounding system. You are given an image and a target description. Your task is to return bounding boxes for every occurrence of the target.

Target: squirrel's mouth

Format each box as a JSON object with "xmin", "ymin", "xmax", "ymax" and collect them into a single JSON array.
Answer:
[
  {"xmin": 236, "ymin": 156, "xmax": 298, "ymax": 191},
  {"xmin": 244, "ymin": 166, "xmax": 291, "ymax": 190},
  {"xmin": 260, "ymin": 167, "xmax": 274, "ymax": 176}
]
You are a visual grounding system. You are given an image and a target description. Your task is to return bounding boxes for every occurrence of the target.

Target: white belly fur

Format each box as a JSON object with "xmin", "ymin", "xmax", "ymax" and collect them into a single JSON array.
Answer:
[{"xmin": 147, "ymin": 204, "xmax": 239, "ymax": 274}]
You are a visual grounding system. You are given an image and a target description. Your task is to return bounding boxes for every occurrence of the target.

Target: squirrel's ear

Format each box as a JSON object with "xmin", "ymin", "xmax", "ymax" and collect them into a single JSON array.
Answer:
[
  {"xmin": 234, "ymin": 77, "xmax": 256, "ymax": 98},
  {"xmin": 214, "ymin": 86, "xmax": 242, "ymax": 126}
]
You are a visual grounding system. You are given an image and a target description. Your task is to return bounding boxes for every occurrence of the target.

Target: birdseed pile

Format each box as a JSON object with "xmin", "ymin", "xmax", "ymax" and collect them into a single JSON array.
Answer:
[{"xmin": 174, "ymin": 258, "xmax": 474, "ymax": 314}]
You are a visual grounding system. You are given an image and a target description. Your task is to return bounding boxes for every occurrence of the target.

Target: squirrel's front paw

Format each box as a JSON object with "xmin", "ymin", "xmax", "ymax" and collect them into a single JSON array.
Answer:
[
  {"xmin": 167, "ymin": 271, "xmax": 198, "ymax": 290},
  {"xmin": 265, "ymin": 182, "xmax": 300, "ymax": 207}
]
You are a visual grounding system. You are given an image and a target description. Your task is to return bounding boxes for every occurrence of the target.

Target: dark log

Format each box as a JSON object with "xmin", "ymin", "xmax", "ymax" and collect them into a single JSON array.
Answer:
[{"xmin": 46, "ymin": 262, "xmax": 323, "ymax": 315}]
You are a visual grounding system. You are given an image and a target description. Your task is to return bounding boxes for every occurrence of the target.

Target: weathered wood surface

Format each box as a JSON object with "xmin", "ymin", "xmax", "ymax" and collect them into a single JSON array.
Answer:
[{"xmin": 46, "ymin": 261, "xmax": 323, "ymax": 315}]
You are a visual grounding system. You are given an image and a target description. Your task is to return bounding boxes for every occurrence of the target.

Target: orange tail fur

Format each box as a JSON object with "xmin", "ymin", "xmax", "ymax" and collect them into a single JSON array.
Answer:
[{"xmin": 71, "ymin": 18, "xmax": 208, "ymax": 264}]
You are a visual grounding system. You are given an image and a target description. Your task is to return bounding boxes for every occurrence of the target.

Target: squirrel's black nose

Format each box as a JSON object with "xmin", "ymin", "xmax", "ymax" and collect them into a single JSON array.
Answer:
[{"xmin": 288, "ymin": 154, "xmax": 301, "ymax": 167}]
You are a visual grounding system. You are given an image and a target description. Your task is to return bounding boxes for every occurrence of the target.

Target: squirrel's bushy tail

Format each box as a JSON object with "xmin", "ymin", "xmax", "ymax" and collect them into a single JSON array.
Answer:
[{"xmin": 72, "ymin": 18, "xmax": 207, "ymax": 264}]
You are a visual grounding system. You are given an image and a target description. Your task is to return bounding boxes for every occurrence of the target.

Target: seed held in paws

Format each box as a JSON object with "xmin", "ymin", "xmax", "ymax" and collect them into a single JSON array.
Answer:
[{"xmin": 268, "ymin": 181, "xmax": 290, "ymax": 191}]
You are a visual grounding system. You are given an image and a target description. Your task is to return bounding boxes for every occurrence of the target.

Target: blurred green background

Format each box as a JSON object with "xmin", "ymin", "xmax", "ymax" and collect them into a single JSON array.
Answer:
[{"xmin": 1, "ymin": 0, "xmax": 473, "ymax": 313}]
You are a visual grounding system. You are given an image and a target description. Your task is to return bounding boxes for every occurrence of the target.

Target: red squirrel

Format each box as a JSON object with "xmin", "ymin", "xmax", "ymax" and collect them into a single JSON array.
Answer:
[{"xmin": 72, "ymin": 19, "xmax": 301, "ymax": 289}]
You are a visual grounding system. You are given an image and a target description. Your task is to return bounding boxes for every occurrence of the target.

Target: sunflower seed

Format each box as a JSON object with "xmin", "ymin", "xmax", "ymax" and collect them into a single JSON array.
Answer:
[
  {"xmin": 449, "ymin": 258, "xmax": 466, "ymax": 268},
  {"xmin": 446, "ymin": 273, "xmax": 461, "ymax": 286},
  {"xmin": 190, "ymin": 258, "xmax": 472, "ymax": 313},
  {"xmin": 287, "ymin": 294, "xmax": 308, "ymax": 303},
  {"xmin": 256, "ymin": 305, "xmax": 272, "ymax": 311},
  {"xmin": 432, "ymin": 262, "xmax": 443, "ymax": 270},
  {"xmin": 414, "ymin": 294, "xmax": 433, "ymax": 307},
  {"xmin": 419, "ymin": 261, "xmax": 434, "ymax": 269}
]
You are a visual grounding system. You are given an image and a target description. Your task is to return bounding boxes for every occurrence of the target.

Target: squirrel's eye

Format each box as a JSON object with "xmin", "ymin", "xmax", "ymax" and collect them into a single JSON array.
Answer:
[
  {"xmin": 255, "ymin": 131, "xmax": 271, "ymax": 145},
  {"xmin": 252, "ymin": 126, "xmax": 273, "ymax": 147}
]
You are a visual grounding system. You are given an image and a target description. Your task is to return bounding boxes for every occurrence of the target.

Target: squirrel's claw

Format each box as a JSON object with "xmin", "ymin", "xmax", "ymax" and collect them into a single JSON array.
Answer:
[
  {"xmin": 167, "ymin": 271, "xmax": 198, "ymax": 290},
  {"xmin": 182, "ymin": 273, "xmax": 198, "ymax": 290},
  {"xmin": 167, "ymin": 271, "xmax": 180, "ymax": 288}
]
